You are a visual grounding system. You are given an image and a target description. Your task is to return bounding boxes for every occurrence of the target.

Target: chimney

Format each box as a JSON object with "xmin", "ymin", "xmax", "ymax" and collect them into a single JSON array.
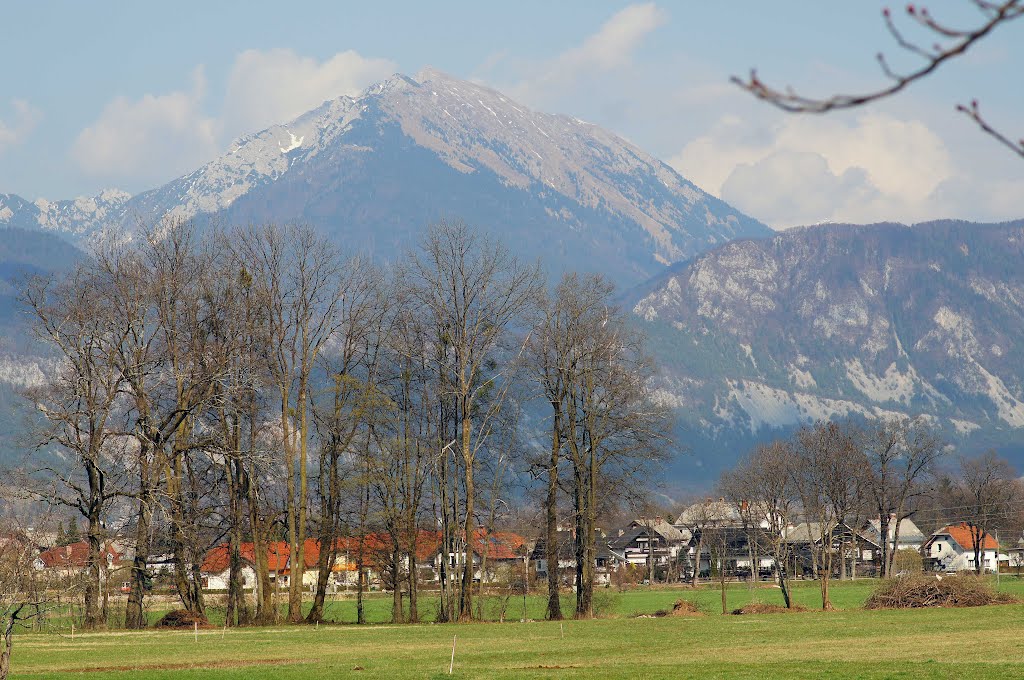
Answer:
[
  {"xmin": 618, "ymin": 529, "xmax": 624, "ymax": 537},
  {"xmin": 655, "ymin": 516, "xmax": 663, "ymax": 525}
]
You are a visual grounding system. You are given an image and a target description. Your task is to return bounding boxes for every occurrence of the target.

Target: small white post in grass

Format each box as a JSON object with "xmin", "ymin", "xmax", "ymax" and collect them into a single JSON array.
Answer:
[
  {"xmin": 71, "ymin": 624, "xmax": 74, "ymax": 641},
  {"xmin": 194, "ymin": 621, "xmax": 198, "ymax": 643},
  {"xmin": 316, "ymin": 620, "xmax": 319, "ymax": 631},
  {"xmin": 449, "ymin": 634, "xmax": 457, "ymax": 675},
  {"xmin": 560, "ymin": 622, "xmax": 564, "ymax": 639}
]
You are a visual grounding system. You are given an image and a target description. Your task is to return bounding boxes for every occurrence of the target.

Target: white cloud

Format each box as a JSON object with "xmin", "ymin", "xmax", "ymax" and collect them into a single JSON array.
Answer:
[
  {"xmin": 671, "ymin": 113, "xmax": 958, "ymax": 228},
  {"xmin": 220, "ymin": 48, "xmax": 396, "ymax": 141},
  {"xmin": 68, "ymin": 49, "xmax": 394, "ymax": 191},
  {"xmin": 0, "ymin": 99, "xmax": 40, "ymax": 154},
  {"xmin": 505, "ymin": 3, "xmax": 667, "ymax": 105},
  {"xmin": 70, "ymin": 68, "xmax": 217, "ymax": 186}
]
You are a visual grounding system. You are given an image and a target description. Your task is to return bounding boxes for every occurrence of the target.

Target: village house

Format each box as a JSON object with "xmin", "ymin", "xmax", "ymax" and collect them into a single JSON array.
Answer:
[
  {"xmin": 687, "ymin": 525, "xmax": 777, "ymax": 580},
  {"xmin": 530, "ymin": 530, "xmax": 576, "ymax": 584},
  {"xmin": 607, "ymin": 519, "xmax": 687, "ymax": 578},
  {"xmin": 34, "ymin": 540, "xmax": 122, "ymax": 586},
  {"xmin": 674, "ymin": 499, "xmax": 744, "ymax": 531},
  {"xmin": 199, "ymin": 544, "xmax": 258, "ymax": 590},
  {"xmin": 924, "ymin": 523, "xmax": 1005, "ymax": 573},
  {"xmin": 861, "ymin": 516, "xmax": 927, "ymax": 555},
  {"xmin": 782, "ymin": 522, "xmax": 882, "ymax": 577},
  {"xmin": 429, "ymin": 529, "xmax": 527, "ymax": 584},
  {"xmin": 199, "ymin": 541, "xmax": 291, "ymax": 591}
]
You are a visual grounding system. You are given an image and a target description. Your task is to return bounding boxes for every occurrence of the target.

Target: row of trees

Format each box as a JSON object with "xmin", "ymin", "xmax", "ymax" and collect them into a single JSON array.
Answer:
[
  {"xmin": 715, "ymin": 419, "xmax": 1021, "ymax": 611},
  {"xmin": 14, "ymin": 219, "xmax": 671, "ymax": 629}
]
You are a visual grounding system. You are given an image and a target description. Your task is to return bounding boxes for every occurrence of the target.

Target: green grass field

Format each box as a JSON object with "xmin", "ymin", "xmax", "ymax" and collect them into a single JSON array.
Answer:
[{"xmin": 9, "ymin": 579, "xmax": 1024, "ymax": 678}]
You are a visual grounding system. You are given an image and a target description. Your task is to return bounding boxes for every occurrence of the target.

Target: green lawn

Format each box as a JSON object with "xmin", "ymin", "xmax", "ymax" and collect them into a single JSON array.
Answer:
[{"xmin": 9, "ymin": 579, "xmax": 1024, "ymax": 678}]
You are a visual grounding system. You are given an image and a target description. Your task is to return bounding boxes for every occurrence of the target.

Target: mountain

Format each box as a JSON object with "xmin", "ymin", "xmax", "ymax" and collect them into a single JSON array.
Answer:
[
  {"xmin": 631, "ymin": 219, "xmax": 1024, "ymax": 482},
  {"xmin": 0, "ymin": 68, "xmax": 768, "ymax": 288},
  {"xmin": 0, "ymin": 228, "xmax": 86, "ymax": 467}
]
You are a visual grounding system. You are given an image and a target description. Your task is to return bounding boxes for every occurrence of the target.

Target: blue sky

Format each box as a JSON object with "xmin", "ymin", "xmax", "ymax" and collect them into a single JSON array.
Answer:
[{"xmin": 1, "ymin": 1, "xmax": 1021, "ymax": 228}]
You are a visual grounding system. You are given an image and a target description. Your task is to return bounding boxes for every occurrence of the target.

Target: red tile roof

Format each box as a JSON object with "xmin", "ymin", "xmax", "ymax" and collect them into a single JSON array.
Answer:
[
  {"xmin": 37, "ymin": 541, "xmax": 120, "ymax": 569},
  {"xmin": 940, "ymin": 523, "xmax": 1000, "ymax": 551},
  {"xmin": 200, "ymin": 529, "xmax": 527, "ymax": 575},
  {"xmin": 200, "ymin": 541, "xmax": 291, "ymax": 574}
]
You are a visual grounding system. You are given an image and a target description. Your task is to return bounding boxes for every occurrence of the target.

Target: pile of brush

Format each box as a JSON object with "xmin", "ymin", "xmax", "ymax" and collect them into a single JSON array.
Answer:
[
  {"xmin": 864, "ymin": 574, "xmax": 1016, "ymax": 609},
  {"xmin": 731, "ymin": 603, "xmax": 807, "ymax": 615},
  {"xmin": 155, "ymin": 609, "xmax": 212, "ymax": 628}
]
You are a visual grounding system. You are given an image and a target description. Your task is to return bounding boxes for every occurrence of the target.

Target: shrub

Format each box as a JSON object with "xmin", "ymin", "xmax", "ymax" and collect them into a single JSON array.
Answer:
[
  {"xmin": 864, "ymin": 573, "xmax": 1017, "ymax": 609},
  {"xmin": 591, "ymin": 589, "xmax": 621, "ymax": 617},
  {"xmin": 892, "ymin": 548, "xmax": 923, "ymax": 574}
]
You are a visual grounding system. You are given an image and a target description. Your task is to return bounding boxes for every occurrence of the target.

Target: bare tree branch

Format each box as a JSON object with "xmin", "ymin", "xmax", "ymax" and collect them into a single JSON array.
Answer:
[{"xmin": 732, "ymin": 1, "xmax": 1024, "ymax": 157}]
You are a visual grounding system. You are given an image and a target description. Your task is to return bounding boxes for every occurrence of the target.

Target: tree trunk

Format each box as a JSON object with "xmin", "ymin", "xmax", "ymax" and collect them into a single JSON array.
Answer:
[
  {"xmin": 1, "ymin": 609, "xmax": 18, "ymax": 680},
  {"xmin": 692, "ymin": 536, "xmax": 705, "ymax": 588},
  {"xmin": 407, "ymin": 542, "xmax": 419, "ymax": 623},
  {"xmin": 247, "ymin": 475, "xmax": 274, "ymax": 625},
  {"xmin": 778, "ymin": 564, "xmax": 792, "ymax": 608},
  {"xmin": 392, "ymin": 545, "xmax": 404, "ymax": 623},
  {"xmin": 647, "ymin": 526, "xmax": 655, "ymax": 586},
  {"xmin": 289, "ymin": 382, "xmax": 310, "ymax": 623},
  {"xmin": 458, "ymin": 410, "xmax": 475, "ymax": 621},
  {"xmin": 125, "ymin": 460, "xmax": 152, "ymax": 629},
  {"xmin": 84, "ymin": 502, "xmax": 103, "ymax": 629},
  {"xmin": 545, "ymin": 407, "xmax": 563, "ymax": 621},
  {"xmin": 720, "ymin": 561, "xmax": 727, "ymax": 615},
  {"xmin": 356, "ymin": 564, "xmax": 366, "ymax": 625},
  {"xmin": 878, "ymin": 513, "xmax": 892, "ymax": 577}
]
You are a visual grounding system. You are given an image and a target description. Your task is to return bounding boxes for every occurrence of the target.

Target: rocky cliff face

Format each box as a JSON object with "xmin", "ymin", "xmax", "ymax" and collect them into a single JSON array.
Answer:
[
  {"xmin": 0, "ymin": 68, "xmax": 768, "ymax": 288},
  {"xmin": 632, "ymin": 220, "xmax": 1024, "ymax": 480}
]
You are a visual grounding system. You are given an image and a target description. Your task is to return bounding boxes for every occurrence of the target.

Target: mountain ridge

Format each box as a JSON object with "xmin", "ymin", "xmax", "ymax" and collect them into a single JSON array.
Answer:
[
  {"xmin": 630, "ymin": 218, "xmax": 1024, "ymax": 481},
  {"xmin": 0, "ymin": 68, "xmax": 769, "ymax": 288}
]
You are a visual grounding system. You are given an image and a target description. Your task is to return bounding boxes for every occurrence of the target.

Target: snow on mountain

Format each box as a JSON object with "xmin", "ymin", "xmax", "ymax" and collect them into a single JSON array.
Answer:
[
  {"xmin": 0, "ymin": 68, "xmax": 768, "ymax": 287},
  {"xmin": 0, "ymin": 190, "xmax": 131, "ymax": 237},
  {"xmin": 630, "ymin": 219, "xmax": 1024, "ymax": 479}
]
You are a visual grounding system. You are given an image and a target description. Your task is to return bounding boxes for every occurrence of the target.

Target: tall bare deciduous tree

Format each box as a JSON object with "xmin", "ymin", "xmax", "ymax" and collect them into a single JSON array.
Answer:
[
  {"xmin": 552, "ymin": 274, "xmax": 672, "ymax": 618},
  {"xmin": 953, "ymin": 451, "xmax": 1019, "ymax": 573},
  {"xmin": 791, "ymin": 421, "xmax": 869, "ymax": 610},
  {"xmin": 862, "ymin": 417, "xmax": 944, "ymax": 578},
  {"xmin": 23, "ymin": 267, "xmax": 130, "ymax": 629},
  {"xmin": 409, "ymin": 220, "xmax": 541, "ymax": 621},
  {"xmin": 236, "ymin": 224, "xmax": 348, "ymax": 623},
  {"xmin": 721, "ymin": 441, "xmax": 799, "ymax": 607}
]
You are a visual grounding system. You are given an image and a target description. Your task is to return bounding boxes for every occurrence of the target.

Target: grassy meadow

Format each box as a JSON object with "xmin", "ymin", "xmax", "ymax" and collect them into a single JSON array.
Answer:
[{"xmin": 8, "ymin": 578, "xmax": 1024, "ymax": 678}]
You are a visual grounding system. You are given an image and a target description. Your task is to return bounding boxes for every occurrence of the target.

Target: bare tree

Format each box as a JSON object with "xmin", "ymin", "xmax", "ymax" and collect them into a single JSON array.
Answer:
[
  {"xmin": 721, "ymin": 441, "xmax": 799, "ymax": 607},
  {"xmin": 307, "ymin": 259, "xmax": 390, "ymax": 623},
  {"xmin": 409, "ymin": 220, "xmax": 541, "ymax": 621},
  {"xmin": 236, "ymin": 224, "xmax": 348, "ymax": 623},
  {"xmin": 862, "ymin": 418, "xmax": 944, "ymax": 578},
  {"xmin": 23, "ymin": 267, "xmax": 130, "ymax": 629},
  {"xmin": 790, "ymin": 421, "xmax": 869, "ymax": 610},
  {"xmin": 733, "ymin": 1, "xmax": 1024, "ymax": 157},
  {"xmin": 1, "ymin": 522, "xmax": 51, "ymax": 680},
  {"xmin": 953, "ymin": 451, "xmax": 1019, "ymax": 573},
  {"xmin": 556, "ymin": 276, "xmax": 672, "ymax": 618}
]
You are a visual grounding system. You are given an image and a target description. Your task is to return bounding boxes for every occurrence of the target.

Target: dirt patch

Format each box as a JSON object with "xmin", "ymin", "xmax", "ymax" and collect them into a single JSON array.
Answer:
[
  {"xmin": 668, "ymin": 599, "xmax": 705, "ymax": 617},
  {"xmin": 45, "ymin": 658, "xmax": 313, "ymax": 674},
  {"xmin": 154, "ymin": 609, "xmax": 212, "ymax": 628},
  {"xmin": 864, "ymin": 574, "xmax": 1018, "ymax": 609},
  {"xmin": 638, "ymin": 599, "xmax": 705, "ymax": 618},
  {"xmin": 732, "ymin": 603, "xmax": 808, "ymax": 615}
]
